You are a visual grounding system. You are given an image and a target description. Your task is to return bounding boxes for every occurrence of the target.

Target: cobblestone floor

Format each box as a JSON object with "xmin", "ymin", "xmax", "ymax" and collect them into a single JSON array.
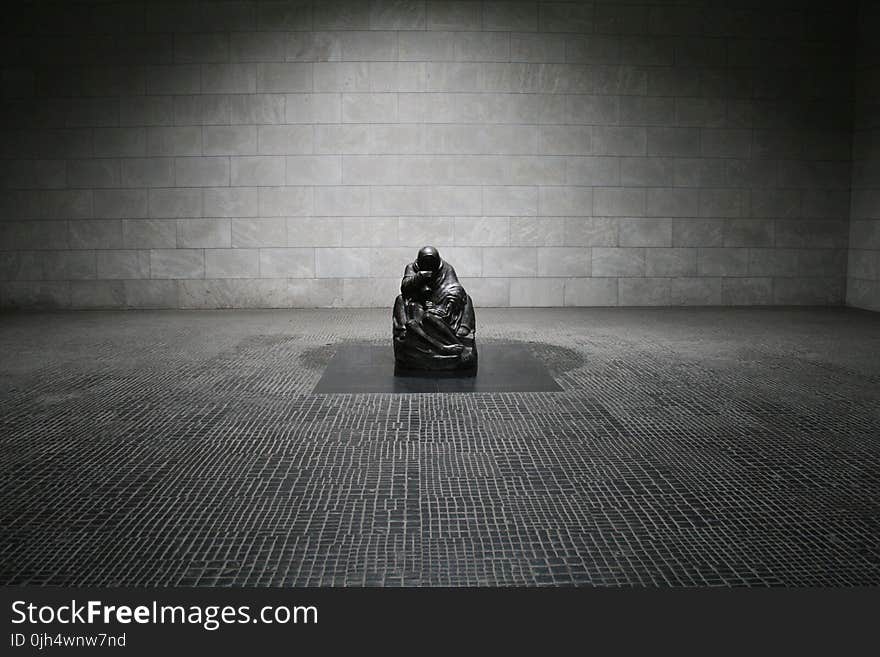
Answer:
[{"xmin": 1, "ymin": 307, "xmax": 879, "ymax": 586}]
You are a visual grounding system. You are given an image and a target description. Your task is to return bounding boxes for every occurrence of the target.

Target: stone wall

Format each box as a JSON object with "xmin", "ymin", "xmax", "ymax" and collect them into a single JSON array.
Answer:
[
  {"xmin": 0, "ymin": 1, "xmax": 855, "ymax": 308},
  {"xmin": 849, "ymin": 0, "xmax": 880, "ymax": 312}
]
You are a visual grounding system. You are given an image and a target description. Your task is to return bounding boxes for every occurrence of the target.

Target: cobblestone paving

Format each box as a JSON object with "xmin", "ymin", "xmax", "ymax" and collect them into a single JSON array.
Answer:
[{"xmin": 1, "ymin": 308, "xmax": 879, "ymax": 586}]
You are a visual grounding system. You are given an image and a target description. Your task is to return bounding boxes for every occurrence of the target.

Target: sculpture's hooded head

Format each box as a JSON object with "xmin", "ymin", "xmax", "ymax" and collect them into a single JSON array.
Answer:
[{"xmin": 416, "ymin": 245, "xmax": 441, "ymax": 273}]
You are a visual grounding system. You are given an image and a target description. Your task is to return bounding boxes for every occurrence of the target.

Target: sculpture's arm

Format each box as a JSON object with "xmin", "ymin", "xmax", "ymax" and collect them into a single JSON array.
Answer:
[
  {"xmin": 400, "ymin": 264, "xmax": 427, "ymax": 299},
  {"xmin": 427, "ymin": 283, "xmax": 464, "ymax": 320},
  {"xmin": 428, "ymin": 298, "xmax": 452, "ymax": 319}
]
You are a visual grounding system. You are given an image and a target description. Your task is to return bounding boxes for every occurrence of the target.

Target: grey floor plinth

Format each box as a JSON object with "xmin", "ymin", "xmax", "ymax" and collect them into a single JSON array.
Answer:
[
  {"xmin": 313, "ymin": 344, "xmax": 563, "ymax": 393},
  {"xmin": 0, "ymin": 308, "xmax": 879, "ymax": 586}
]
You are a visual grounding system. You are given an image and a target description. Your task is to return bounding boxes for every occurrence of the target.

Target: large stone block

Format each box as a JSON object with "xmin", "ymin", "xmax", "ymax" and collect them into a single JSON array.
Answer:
[
  {"xmin": 427, "ymin": 1, "xmax": 482, "ymax": 31},
  {"xmin": 774, "ymin": 277, "xmax": 845, "ymax": 305},
  {"xmin": 203, "ymin": 126, "xmax": 258, "ymax": 156},
  {"xmin": 646, "ymin": 247, "xmax": 697, "ymax": 276},
  {"xmin": 369, "ymin": 247, "xmax": 416, "ymax": 277},
  {"xmin": 68, "ymin": 159, "xmax": 122, "ymax": 188},
  {"xmin": 316, "ymin": 125, "xmax": 370, "ymax": 154},
  {"xmin": 566, "ymin": 157, "xmax": 620, "ymax": 186},
  {"xmin": 147, "ymin": 127, "xmax": 202, "ymax": 156},
  {"xmin": 288, "ymin": 278, "xmax": 345, "ymax": 308},
  {"xmin": 232, "ymin": 218, "xmax": 287, "ymax": 248},
  {"xmin": 144, "ymin": 65, "xmax": 200, "ymax": 95},
  {"xmin": 119, "ymin": 96, "xmax": 173, "ymax": 126},
  {"xmin": 70, "ymin": 280, "xmax": 125, "ymax": 308},
  {"xmin": 370, "ymin": 124, "xmax": 426, "ymax": 153},
  {"xmin": 261, "ymin": 186, "xmax": 315, "ymax": 216},
  {"xmin": 148, "ymin": 188, "xmax": 202, "ymax": 218},
  {"xmin": 342, "ymin": 217, "xmax": 398, "ymax": 246},
  {"xmin": 205, "ymin": 249, "xmax": 259, "ymax": 278},
  {"xmin": 483, "ymin": 246, "xmax": 538, "ymax": 277},
  {"xmin": 69, "ymin": 220, "xmax": 124, "ymax": 249},
  {"xmin": 201, "ymin": 64, "xmax": 257, "ymax": 94},
  {"xmin": 287, "ymin": 33, "xmax": 343, "ymax": 63},
  {"xmin": 592, "ymin": 247, "xmax": 646, "ymax": 277},
  {"xmin": 314, "ymin": 62, "xmax": 370, "ymax": 92},
  {"xmin": 97, "ymin": 250, "xmax": 150, "ymax": 279},
  {"xmin": 647, "ymin": 127, "xmax": 700, "ymax": 156},
  {"xmin": 313, "ymin": 186, "xmax": 368, "ymax": 216},
  {"xmin": 259, "ymin": 125, "xmax": 315, "ymax": 155},
  {"xmin": 40, "ymin": 191, "xmax": 92, "ymax": 220},
  {"xmin": 510, "ymin": 277, "xmax": 565, "ymax": 306},
  {"xmin": 564, "ymin": 217, "xmax": 617, "ymax": 246},
  {"xmin": 1, "ymin": 282, "xmax": 71, "ymax": 308},
  {"xmin": 537, "ymin": 247, "xmax": 590, "ymax": 276},
  {"xmin": 563, "ymin": 278, "xmax": 618, "ymax": 306},
  {"xmin": 722, "ymin": 277, "xmax": 773, "ymax": 305},
  {"xmin": 620, "ymin": 157, "xmax": 674, "ymax": 186},
  {"xmin": 94, "ymin": 189, "xmax": 148, "ymax": 219},
  {"xmin": 371, "ymin": 186, "xmax": 428, "ymax": 215},
  {"xmin": 230, "ymin": 32, "xmax": 286, "ymax": 62},
  {"xmin": 510, "ymin": 216, "xmax": 566, "ymax": 246},
  {"xmin": 539, "ymin": 186, "xmax": 593, "ymax": 216},
  {"xmin": 120, "ymin": 158, "xmax": 174, "ymax": 188},
  {"xmin": 256, "ymin": 63, "xmax": 313, "ymax": 92},
  {"xmin": 230, "ymin": 156, "xmax": 286, "ymax": 186},
  {"xmin": 178, "ymin": 279, "xmax": 289, "ymax": 309},
  {"xmin": 288, "ymin": 217, "xmax": 344, "ymax": 247},
  {"xmin": 43, "ymin": 251, "xmax": 96, "ymax": 280},
  {"xmin": 454, "ymin": 217, "xmax": 509, "ymax": 246},
  {"xmin": 619, "ymin": 277, "xmax": 671, "ymax": 306},
  {"xmin": 342, "ymin": 277, "xmax": 402, "ymax": 307},
  {"xmin": 723, "ymin": 219, "xmax": 773, "ymax": 247},
  {"xmin": 673, "ymin": 218, "xmax": 724, "ymax": 247},
  {"xmin": 177, "ymin": 218, "xmax": 230, "ymax": 249},
  {"xmin": 286, "ymin": 156, "xmax": 342, "ymax": 185},
  {"xmin": 594, "ymin": 188, "xmax": 646, "ymax": 217},
  {"xmin": 124, "ymin": 279, "xmax": 177, "ymax": 307},
  {"xmin": 230, "ymin": 95, "xmax": 285, "ymax": 124},
  {"xmin": 400, "ymin": 31, "xmax": 455, "ymax": 61},
  {"xmin": 340, "ymin": 31, "xmax": 398, "ymax": 60},
  {"xmin": 441, "ymin": 246, "xmax": 483, "ymax": 276},
  {"xmin": 203, "ymin": 187, "xmax": 259, "ymax": 218},
  {"xmin": 618, "ymin": 218, "xmax": 672, "ymax": 247},
  {"xmin": 94, "ymin": 128, "xmax": 145, "ymax": 157},
  {"xmin": 0, "ymin": 252, "xmax": 42, "ymax": 281},
  {"xmin": 671, "ymin": 277, "xmax": 722, "ymax": 305},
  {"xmin": 315, "ymin": 247, "xmax": 368, "ymax": 278},
  {"xmin": 174, "ymin": 33, "xmax": 228, "ymax": 63},
  {"xmin": 460, "ymin": 277, "xmax": 510, "ymax": 306},
  {"xmin": 342, "ymin": 93, "xmax": 398, "ymax": 123},
  {"xmin": 646, "ymin": 188, "xmax": 699, "ymax": 217},
  {"xmin": 698, "ymin": 248, "xmax": 749, "ymax": 276},
  {"xmin": 538, "ymin": 126, "xmax": 592, "ymax": 155},
  {"xmin": 428, "ymin": 186, "xmax": 482, "ymax": 215},
  {"xmin": 175, "ymin": 157, "xmax": 230, "ymax": 187},
  {"xmin": 399, "ymin": 216, "xmax": 456, "ymax": 247},
  {"xmin": 150, "ymin": 249, "xmax": 204, "ymax": 279},
  {"xmin": 592, "ymin": 127, "xmax": 646, "ymax": 156},
  {"xmin": 260, "ymin": 248, "xmax": 316, "ymax": 278},
  {"xmin": 123, "ymin": 219, "xmax": 176, "ymax": 248},
  {"xmin": 483, "ymin": 186, "xmax": 538, "ymax": 216}
]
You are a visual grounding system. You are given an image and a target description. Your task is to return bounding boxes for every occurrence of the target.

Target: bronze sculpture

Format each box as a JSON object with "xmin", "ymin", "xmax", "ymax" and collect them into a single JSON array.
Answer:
[{"xmin": 392, "ymin": 246, "xmax": 477, "ymax": 372}]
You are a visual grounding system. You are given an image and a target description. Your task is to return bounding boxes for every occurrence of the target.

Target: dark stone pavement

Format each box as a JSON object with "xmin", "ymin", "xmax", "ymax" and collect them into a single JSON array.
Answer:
[{"xmin": 1, "ymin": 307, "xmax": 878, "ymax": 586}]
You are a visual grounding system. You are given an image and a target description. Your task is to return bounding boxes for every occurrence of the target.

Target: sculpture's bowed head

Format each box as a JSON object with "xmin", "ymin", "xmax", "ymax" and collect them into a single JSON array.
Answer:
[{"xmin": 416, "ymin": 245, "xmax": 441, "ymax": 273}]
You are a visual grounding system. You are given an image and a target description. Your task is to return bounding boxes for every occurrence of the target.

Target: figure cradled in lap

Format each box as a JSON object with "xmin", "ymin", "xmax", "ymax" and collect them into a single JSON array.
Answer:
[{"xmin": 392, "ymin": 246, "xmax": 477, "ymax": 372}]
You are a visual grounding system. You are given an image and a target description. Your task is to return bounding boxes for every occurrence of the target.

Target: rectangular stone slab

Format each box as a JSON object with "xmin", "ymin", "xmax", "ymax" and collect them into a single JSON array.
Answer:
[{"xmin": 313, "ymin": 343, "xmax": 563, "ymax": 393}]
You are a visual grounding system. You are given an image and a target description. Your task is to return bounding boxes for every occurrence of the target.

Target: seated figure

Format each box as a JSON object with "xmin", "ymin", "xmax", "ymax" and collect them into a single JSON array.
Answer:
[{"xmin": 392, "ymin": 246, "xmax": 477, "ymax": 371}]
